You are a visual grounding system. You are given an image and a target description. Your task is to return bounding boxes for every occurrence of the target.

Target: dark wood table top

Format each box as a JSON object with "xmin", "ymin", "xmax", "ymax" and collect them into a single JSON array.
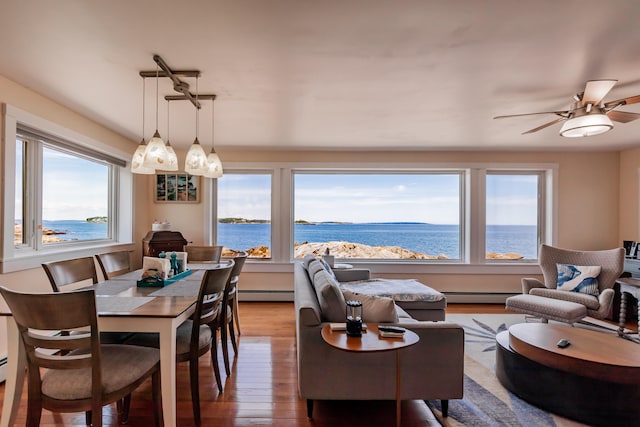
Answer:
[
  {"xmin": 508, "ymin": 323, "xmax": 640, "ymax": 384},
  {"xmin": 321, "ymin": 324, "xmax": 419, "ymax": 353}
]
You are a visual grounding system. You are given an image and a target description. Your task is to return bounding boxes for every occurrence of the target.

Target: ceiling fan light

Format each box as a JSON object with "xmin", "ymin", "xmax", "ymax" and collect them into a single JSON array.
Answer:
[
  {"xmin": 131, "ymin": 139, "xmax": 155, "ymax": 174},
  {"xmin": 142, "ymin": 130, "xmax": 169, "ymax": 168},
  {"xmin": 204, "ymin": 150, "xmax": 223, "ymax": 178},
  {"xmin": 184, "ymin": 138, "xmax": 208, "ymax": 176},
  {"xmin": 559, "ymin": 113, "xmax": 613, "ymax": 138}
]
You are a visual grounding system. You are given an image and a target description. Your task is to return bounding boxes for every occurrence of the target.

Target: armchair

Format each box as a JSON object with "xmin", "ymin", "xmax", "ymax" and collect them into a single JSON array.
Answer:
[{"xmin": 506, "ymin": 244, "xmax": 625, "ymax": 324}]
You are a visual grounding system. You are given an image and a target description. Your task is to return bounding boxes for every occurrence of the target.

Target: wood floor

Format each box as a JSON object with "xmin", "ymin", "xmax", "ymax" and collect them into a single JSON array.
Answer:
[{"xmin": 0, "ymin": 302, "xmax": 633, "ymax": 426}]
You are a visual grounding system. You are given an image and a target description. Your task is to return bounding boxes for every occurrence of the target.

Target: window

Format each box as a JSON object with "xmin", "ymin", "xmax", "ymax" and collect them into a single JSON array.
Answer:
[
  {"xmin": 216, "ymin": 173, "xmax": 272, "ymax": 258},
  {"xmin": 292, "ymin": 172, "xmax": 462, "ymax": 260},
  {"xmin": 2, "ymin": 105, "xmax": 133, "ymax": 273},
  {"xmin": 485, "ymin": 172, "xmax": 544, "ymax": 261}
]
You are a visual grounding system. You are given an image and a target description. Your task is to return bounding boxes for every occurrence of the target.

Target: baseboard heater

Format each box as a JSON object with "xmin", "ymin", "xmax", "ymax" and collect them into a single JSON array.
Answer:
[{"xmin": 238, "ymin": 290, "xmax": 517, "ymax": 304}]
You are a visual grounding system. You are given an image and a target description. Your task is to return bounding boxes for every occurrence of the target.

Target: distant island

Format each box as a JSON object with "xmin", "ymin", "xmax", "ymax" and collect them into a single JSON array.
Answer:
[
  {"xmin": 86, "ymin": 216, "xmax": 108, "ymax": 223},
  {"xmin": 219, "ymin": 217, "xmax": 270, "ymax": 224}
]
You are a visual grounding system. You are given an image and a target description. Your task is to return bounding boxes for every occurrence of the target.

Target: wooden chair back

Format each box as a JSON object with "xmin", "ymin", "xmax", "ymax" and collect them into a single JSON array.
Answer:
[
  {"xmin": 192, "ymin": 262, "xmax": 234, "ymax": 336},
  {"xmin": 96, "ymin": 251, "xmax": 132, "ymax": 279},
  {"xmin": 0, "ymin": 287, "xmax": 102, "ymax": 417},
  {"xmin": 185, "ymin": 245, "xmax": 223, "ymax": 263},
  {"xmin": 42, "ymin": 256, "xmax": 98, "ymax": 292}
]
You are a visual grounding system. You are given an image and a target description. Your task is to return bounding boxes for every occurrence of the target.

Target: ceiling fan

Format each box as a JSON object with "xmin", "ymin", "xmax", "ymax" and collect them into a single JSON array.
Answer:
[{"xmin": 494, "ymin": 79, "xmax": 640, "ymax": 137}]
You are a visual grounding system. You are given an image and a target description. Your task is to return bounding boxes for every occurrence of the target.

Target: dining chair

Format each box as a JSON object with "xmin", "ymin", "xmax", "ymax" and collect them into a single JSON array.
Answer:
[
  {"xmin": 42, "ymin": 256, "xmax": 98, "ymax": 292},
  {"xmin": 42, "ymin": 256, "xmax": 133, "ymax": 343},
  {"xmin": 0, "ymin": 286, "xmax": 163, "ymax": 427},
  {"xmin": 95, "ymin": 251, "xmax": 132, "ymax": 280},
  {"xmin": 125, "ymin": 262, "xmax": 234, "ymax": 426},
  {"xmin": 220, "ymin": 252, "xmax": 248, "ymax": 376},
  {"xmin": 185, "ymin": 245, "xmax": 224, "ymax": 263}
]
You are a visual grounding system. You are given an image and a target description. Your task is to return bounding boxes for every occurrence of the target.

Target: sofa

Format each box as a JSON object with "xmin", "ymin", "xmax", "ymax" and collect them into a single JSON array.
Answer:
[{"xmin": 294, "ymin": 258, "xmax": 464, "ymax": 418}]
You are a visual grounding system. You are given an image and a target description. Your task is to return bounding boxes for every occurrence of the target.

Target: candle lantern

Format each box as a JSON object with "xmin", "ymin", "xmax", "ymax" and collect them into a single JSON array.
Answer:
[{"xmin": 346, "ymin": 300, "xmax": 363, "ymax": 337}]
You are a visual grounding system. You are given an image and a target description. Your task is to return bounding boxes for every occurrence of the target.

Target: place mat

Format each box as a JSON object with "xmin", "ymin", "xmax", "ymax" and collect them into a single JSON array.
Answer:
[
  {"xmin": 149, "ymin": 280, "xmax": 201, "ymax": 297},
  {"xmin": 93, "ymin": 281, "xmax": 136, "ymax": 295},
  {"xmin": 96, "ymin": 296, "xmax": 153, "ymax": 313}
]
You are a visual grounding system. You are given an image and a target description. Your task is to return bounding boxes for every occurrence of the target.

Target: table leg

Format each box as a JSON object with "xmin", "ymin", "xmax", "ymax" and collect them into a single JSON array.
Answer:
[
  {"xmin": 158, "ymin": 320, "xmax": 179, "ymax": 427},
  {"xmin": 0, "ymin": 318, "xmax": 26, "ymax": 427}
]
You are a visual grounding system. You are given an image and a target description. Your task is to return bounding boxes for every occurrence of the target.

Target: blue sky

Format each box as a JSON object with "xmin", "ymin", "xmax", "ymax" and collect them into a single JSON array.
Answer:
[{"xmin": 218, "ymin": 173, "xmax": 538, "ymax": 225}]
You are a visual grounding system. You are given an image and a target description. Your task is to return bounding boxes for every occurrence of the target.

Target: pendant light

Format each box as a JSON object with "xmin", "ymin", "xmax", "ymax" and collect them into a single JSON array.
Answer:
[
  {"xmin": 142, "ymin": 62, "xmax": 169, "ymax": 169},
  {"xmin": 162, "ymin": 99, "xmax": 179, "ymax": 171},
  {"xmin": 131, "ymin": 77, "xmax": 155, "ymax": 174},
  {"xmin": 184, "ymin": 76, "xmax": 208, "ymax": 175},
  {"xmin": 204, "ymin": 98, "xmax": 223, "ymax": 178}
]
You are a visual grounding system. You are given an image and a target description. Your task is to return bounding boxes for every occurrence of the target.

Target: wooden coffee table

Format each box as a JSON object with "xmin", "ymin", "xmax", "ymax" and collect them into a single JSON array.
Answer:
[
  {"xmin": 321, "ymin": 324, "xmax": 419, "ymax": 427},
  {"xmin": 496, "ymin": 323, "xmax": 640, "ymax": 425}
]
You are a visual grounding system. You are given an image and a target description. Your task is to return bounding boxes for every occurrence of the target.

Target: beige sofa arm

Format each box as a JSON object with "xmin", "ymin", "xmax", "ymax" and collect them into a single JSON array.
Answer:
[{"xmin": 522, "ymin": 277, "xmax": 544, "ymax": 294}]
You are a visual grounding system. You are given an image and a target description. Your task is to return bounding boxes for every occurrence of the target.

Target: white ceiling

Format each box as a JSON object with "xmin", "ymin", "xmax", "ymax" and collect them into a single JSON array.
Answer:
[{"xmin": 2, "ymin": 0, "xmax": 640, "ymax": 152}]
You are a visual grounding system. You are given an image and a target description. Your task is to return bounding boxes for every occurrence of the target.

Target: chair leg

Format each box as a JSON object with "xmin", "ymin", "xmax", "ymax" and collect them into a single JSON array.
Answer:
[
  {"xmin": 211, "ymin": 328, "xmax": 223, "ymax": 393},
  {"xmin": 85, "ymin": 411, "xmax": 91, "ymax": 425},
  {"xmin": 26, "ymin": 400, "xmax": 42, "ymax": 427},
  {"xmin": 221, "ymin": 318, "xmax": 231, "ymax": 376},
  {"xmin": 229, "ymin": 316, "xmax": 238, "ymax": 355},
  {"xmin": 233, "ymin": 296, "xmax": 241, "ymax": 336},
  {"xmin": 91, "ymin": 406, "xmax": 102, "ymax": 427},
  {"xmin": 152, "ymin": 370, "xmax": 164, "ymax": 427},
  {"xmin": 441, "ymin": 399, "xmax": 449, "ymax": 417},
  {"xmin": 189, "ymin": 356, "xmax": 201, "ymax": 426},
  {"xmin": 119, "ymin": 395, "xmax": 132, "ymax": 424}
]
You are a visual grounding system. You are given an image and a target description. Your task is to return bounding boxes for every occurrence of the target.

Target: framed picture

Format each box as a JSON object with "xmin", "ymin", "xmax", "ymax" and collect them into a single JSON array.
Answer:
[{"xmin": 155, "ymin": 173, "xmax": 200, "ymax": 203}]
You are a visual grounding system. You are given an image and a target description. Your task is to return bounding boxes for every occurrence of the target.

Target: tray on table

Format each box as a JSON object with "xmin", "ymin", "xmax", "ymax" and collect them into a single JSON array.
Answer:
[{"xmin": 137, "ymin": 269, "xmax": 193, "ymax": 287}]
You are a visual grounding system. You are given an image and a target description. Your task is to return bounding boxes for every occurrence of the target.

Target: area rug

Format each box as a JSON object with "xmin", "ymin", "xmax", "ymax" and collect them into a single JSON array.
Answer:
[{"xmin": 425, "ymin": 314, "xmax": 594, "ymax": 427}]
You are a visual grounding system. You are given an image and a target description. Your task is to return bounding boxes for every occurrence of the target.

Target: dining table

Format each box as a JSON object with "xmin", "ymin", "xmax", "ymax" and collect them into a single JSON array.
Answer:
[{"xmin": 0, "ymin": 262, "xmax": 230, "ymax": 427}]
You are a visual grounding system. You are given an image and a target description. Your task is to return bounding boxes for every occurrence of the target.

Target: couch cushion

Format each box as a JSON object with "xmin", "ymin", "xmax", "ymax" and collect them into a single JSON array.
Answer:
[
  {"xmin": 302, "ymin": 254, "xmax": 316, "ymax": 270},
  {"xmin": 342, "ymin": 289, "xmax": 399, "ymax": 323},
  {"xmin": 529, "ymin": 287, "xmax": 600, "ymax": 310},
  {"xmin": 307, "ymin": 260, "xmax": 326, "ymax": 279},
  {"xmin": 318, "ymin": 258, "xmax": 337, "ymax": 279},
  {"xmin": 313, "ymin": 269, "xmax": 346, "ymax": 322},
  {"xmin": 556, "ymin": 263, "xmax": 601, "ymax": 296}
]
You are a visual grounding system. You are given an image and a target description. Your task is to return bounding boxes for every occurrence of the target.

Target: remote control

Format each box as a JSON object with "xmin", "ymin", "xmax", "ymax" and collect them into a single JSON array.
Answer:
[
  {"xmin": 557, "ymin": 338, "xmax": 570, "ymax": 348},
  {"xmin": 378, "ymin": 326, "xmax": 406, "ymax": 334}
]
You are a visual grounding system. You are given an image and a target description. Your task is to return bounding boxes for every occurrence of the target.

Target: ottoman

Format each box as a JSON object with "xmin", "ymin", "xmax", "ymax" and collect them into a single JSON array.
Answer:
[{"xmin": 506, "ymin": 294, "xmax": 587, "ymax": 324}]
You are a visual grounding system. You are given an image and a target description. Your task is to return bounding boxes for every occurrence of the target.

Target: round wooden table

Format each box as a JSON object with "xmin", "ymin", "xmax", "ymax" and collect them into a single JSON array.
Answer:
[
  {"xmin": 321, "ymin": 324, "xmax": 419, "ymax": 427},
  {"xmin": 496, "ymin": 323, "xmax": 640, "ymax": 426}
]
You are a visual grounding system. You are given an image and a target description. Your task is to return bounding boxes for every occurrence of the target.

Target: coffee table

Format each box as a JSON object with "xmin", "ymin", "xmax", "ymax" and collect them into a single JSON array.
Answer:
[
  {"xmin": 321, "ymin": 324, "xmax": 419, "ymax": 427},
  {"xmin": 496, "ymin": 323, "xmax": 640, "ymax": 426}
]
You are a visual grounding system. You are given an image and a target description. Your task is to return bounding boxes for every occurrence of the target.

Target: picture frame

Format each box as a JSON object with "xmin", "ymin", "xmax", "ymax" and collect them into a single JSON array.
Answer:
[{"xmin": 154, "ymin": 173, "xmax": 200, "ymax": 203}]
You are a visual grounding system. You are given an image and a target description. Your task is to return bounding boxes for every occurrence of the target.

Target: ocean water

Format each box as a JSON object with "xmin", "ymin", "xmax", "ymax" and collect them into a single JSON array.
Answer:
[
  {"xmin": 41, "ymin": 220, "xmax": 108, "ymax": 241},
  {"xmin": 38, "ymin": 220, "xmax": 538, "ymax": 259},
  {"xmin": 218, "ymin": 223, "xmax": 538, "ymax": 259}
]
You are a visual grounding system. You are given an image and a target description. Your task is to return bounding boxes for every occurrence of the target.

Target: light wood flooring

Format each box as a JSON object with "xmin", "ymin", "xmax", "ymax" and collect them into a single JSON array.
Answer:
[{"xmin": 0, "ymin": 302, "xmax": 634, "ymax": 426}]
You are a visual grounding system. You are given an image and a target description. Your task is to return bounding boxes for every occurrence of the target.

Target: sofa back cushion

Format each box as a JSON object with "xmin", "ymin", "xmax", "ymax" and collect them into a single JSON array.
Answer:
[
  {"xmin": 313, "ymin": 269, "xmax": 346, "ymax": 322},
  {"xmin": 307, "ymin": 260, "xmax": 326, "ymax": 280},
  {"xmin": 302, "ymin": 254, "xmax": 316, "ymax": 270}
]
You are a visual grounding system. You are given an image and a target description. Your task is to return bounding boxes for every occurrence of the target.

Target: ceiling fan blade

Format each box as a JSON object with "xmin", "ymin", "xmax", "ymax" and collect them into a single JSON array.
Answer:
[
  {"xmin": 604, "ymin": 94, "xmax": 640, "ymax": 109},
  {"xmin": 581, "ymin": 79, "xmax": 617, "ymax": 106},
  {"xmin": 607, "ymin": 110, "xmax": 640, "ymax": 123},
  {"xmin": 522, "ymin": 118, "xmax": 566, "ymax": 135},
  {"xmin": 493, "ymin": 110, "xmax": 569, "ymax": 119}
]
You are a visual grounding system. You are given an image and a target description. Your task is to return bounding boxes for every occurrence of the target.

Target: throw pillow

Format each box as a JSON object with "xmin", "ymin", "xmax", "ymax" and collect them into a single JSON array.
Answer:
[
  {"xmin": 556, "ymin": 263, "xmax": 601, "ymax": 296},
  {"xmin": 342, "ymin": 290, "xmax": 399, "ymax": 323},
  {"xmin": 318, "ymin": 258, "xmax": 337, "ymax": 280},
  {"xmin": 313, "ymin": 270, "xmax": 347, "ymax": 322}
]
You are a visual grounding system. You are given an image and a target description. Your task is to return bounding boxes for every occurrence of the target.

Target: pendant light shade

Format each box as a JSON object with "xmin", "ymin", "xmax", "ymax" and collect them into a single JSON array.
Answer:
[
  {"xmin": 184, "ymin": 138, "xmax": 208, "ymax": 175},
  {"xmin": 559, "ymin": 113, "xmax": 613, "ymax": 138},
  {"xmin": 131, "ymin": 139, "xmax": 154, "ymax": 174},
  {"xmin": 204, "ymin": 149, "xmax": 223, "ymax": 178},
  {"xmin": 159, "ymin": 100, "xmax": 178, "ymax": 171}
]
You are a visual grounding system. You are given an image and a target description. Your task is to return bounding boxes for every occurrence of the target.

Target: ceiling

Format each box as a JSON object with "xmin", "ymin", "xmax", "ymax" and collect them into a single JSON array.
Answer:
[{"xmin": 2, "ymin": 0, "xmax": 640, "ymax": 152}]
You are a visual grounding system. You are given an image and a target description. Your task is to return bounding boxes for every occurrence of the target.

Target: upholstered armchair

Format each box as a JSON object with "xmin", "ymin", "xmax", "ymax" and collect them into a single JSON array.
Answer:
[{"xmin": 507, "ymin": 244, "xmax": 625, "ymax": 324}]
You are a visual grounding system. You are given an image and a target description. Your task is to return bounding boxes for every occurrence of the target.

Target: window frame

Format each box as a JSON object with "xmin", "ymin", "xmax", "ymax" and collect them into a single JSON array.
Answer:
[
  {"xmin": 1, "ymin": 104, "xmax": 135, "ymax": 273},
  {"xmin": 214, "ymin": 162, "xmax": 557, "ymax": 274}
]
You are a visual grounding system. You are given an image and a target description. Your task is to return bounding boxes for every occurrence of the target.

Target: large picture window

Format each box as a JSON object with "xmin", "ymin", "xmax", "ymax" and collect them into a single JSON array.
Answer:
[
  {"xmin": 293, "ymin": 172, "xmax": 462, "ymax": 260},
  {"xmin": 3, "ymin": 105, "xmax": 132, "ymax": 273}
]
